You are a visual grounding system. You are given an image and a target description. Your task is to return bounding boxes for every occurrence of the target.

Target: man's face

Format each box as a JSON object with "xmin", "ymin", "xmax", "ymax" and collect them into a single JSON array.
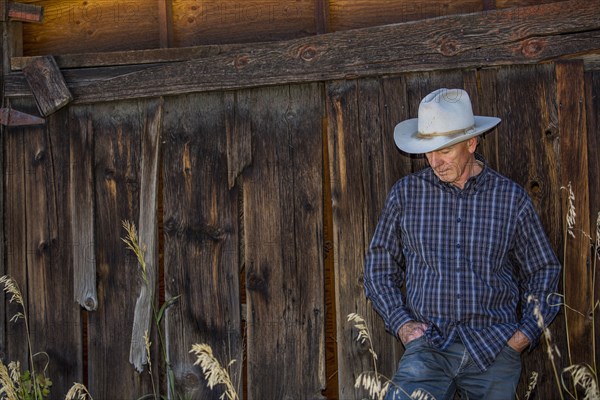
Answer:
[{"xmin": 425, "ymin": 138, "xmax": 476, "ymax": 186}]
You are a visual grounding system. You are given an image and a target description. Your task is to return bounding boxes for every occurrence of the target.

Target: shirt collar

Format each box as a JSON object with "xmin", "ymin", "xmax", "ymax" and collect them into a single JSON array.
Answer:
[{"xmin": 429, "ymin": 153, "xmax": 491, "ymax": 194}]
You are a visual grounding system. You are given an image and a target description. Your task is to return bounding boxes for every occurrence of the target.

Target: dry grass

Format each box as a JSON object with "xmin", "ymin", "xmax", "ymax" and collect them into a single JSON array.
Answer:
[
  {"xmin": 347, "ymin": 313, "xmax": 431, "ymax": 400},
  {"xmin": 189, "ymin": 344, "xmax": 238, "ymax": 400},
  {"xmin": 0, "ymin": 361, "xmax": 19, "ymax": 400},
  {"xmin": 65, "ymin": 383, "xmax": 93, "ymax": 400}
]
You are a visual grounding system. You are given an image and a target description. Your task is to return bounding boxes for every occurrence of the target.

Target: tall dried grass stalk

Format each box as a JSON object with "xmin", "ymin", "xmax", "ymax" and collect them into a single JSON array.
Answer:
[
  {"xmin": 562, "ymin": 364, "xmax": 600, "ymax": 400},
  {"xmin": 524, "ymin": 371, "xmax": 539, "ymax": 400},
  {"xmin": 561, "ymin": 183, "xmax": 576, "ymax": 373},
  {"xmin": 0, "ymin": 360, "xmax": 19, "ymax": 400},
  {"xmin": 0, "ymin": 275, "xmax": 40, "ymax": 398},
  {"xmin": 143, "ymin": 330, "xmax": 158, "ymax": 399},
  {"xmin": 121, "ymin": 220, "xmax": 148, "ymax": 283},
  {"xmin": 190, "ymin": 344, "xmax": 238, "ymax": 400},
  {"xmin": 65, "ymin": 383, "xmax": 93, "ymax": 400},
  {"xmin": 347, "ymin": 313, "xmax": 419, "ymax": 400},
  {"xmin": 562, "ymin": 183, "xmax": 576, "ymax": 239},
  {"xmin": 530, "ymin": 295, "xmax": 564, "ymax": 400}
]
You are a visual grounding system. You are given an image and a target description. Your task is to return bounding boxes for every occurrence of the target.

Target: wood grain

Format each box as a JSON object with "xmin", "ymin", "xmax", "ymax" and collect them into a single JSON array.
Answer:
[
  {"xmin": 557, "ymin": 61, "xmax": 593, "ymax": 372},
  {"xmin": 162, "ymin": 92, "xmax": 242, "ymax": 399},
  {"xmin": 69, "ymin": 105, "xmax": 97, "ymax": 312},
  {"xmin": 5, "ymin": 0, "xmax": 599, "ymax": 103},
  {"xmin": 87, "ymin": 100, "xmax": 154, "ymax": 398},
  {"xmin": 242, "ymin": 84, "xmax": 325, "ymax": 399}
]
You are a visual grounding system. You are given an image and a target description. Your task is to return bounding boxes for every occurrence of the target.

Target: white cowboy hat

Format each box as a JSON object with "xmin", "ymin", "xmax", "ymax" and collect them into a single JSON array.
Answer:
[{"xmin": 393, "ymin": 88, "xmax": 501, "ymax": 154}]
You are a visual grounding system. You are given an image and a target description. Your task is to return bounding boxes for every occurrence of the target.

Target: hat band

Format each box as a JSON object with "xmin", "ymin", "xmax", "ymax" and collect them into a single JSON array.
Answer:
[{"xmin": 416, "ymin": 124, "xmax": 475, "ymax": 139}]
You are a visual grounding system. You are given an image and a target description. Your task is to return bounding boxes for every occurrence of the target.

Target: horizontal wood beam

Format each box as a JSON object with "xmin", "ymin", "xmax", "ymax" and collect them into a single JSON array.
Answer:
[{"xmin": 4, "ymin": 0, "xmax": 600, "ymax": 103}]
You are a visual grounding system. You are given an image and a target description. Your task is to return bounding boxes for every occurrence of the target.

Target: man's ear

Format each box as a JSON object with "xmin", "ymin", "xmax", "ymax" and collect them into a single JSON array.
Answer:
[{"xmin": 467, "ymin": 137, "xmax": 478, "ymax": 154}]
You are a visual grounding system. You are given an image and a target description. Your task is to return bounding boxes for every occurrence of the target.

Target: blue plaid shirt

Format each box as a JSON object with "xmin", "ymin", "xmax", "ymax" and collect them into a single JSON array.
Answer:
[{"xmin": 364, "ymin": 155, "xmax": 561, "ymax": 371}]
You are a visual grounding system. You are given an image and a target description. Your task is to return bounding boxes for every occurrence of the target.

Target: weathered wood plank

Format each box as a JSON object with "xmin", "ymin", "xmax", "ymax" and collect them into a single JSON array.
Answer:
[
  {"xmin": 0, "ymin": 15, "xmax": 7, "ymax": 364},
  {"xmin": 326, "ymin": 77, "xmax": 411, "ymax": 398},
  {"xmin": 55, "ymin": 1, "xmax": 600, "ymax": 103},
  {"xmin": 243, "ymin": 84, "xmax": 325, "ymax": 400},
  {"xmin": 585, "ymin": 70, "xmax": 600, "ymax": 374},
  {"xmin": 4, "ymin": 98, "xmax": 29, "ymax": 371},
  {"xmin": 69, "ymin": 105, "xmax": 97, "ymax": 311},
  {"xmin": 129, "ymin": 98, "xmax": 162, "ymax": 372},
  {"xmin": 315, "ymin": 0, "xmax": 329, "ymax": 34},
  {"xmin": 329, "ymin": 0, "xmax": 482, "ymax": 31},
  {"xmin": 88, "ymin": 100, "xmax": 154, "ymax": 398},
  {"xmin": 4, "ymin": 0, "xmax": 599, "ymax": 102},
  {"xmin": 557, "ymin": 61, "xmax": 593, "ymax": 372},
  {"xmin": 11, "ymin": 44, "xmax": 248, "ymax": 70},
  {"xmin": 171, "ymin": 0, "xmax": 317, "ymax": 48},
  {"xmin": 1, "ymin": 0, "xmax": 6, "ymax": 21},
  {"xmin": 162, "ymin": 92, "xmax": 242, "ymax": 399},
  {"xmin": 225, "ymin": 91, "xmax": 252, "ymax": 190},
  {"xmin": 22, "ymin": 0, "xmax": 160, "ymax": 56},
  {"xmin": 5, "ymin": 97, "xmax": 83, "ymax": 397},
  {"xmin": 479, "ymin": 64, "xmax": 566, "ymax": 398},
  {"xmin": 22, "ymin": 55, "xmax": 72, "ymax": 116},
  {"xmin": 158, "ymin": 0, "xmax": 173, "ymax": 48}
]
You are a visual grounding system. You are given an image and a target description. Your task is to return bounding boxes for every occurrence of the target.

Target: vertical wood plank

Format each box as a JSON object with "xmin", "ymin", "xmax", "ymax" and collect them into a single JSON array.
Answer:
[
  {"xmin": 0, "ymin": 19, "xmax": 7, "ymax": 364},
  {"xmin": 315, "ymin": 0, "xmax": 330, "ymax": 34},
  {"xmin": 130, "ymin": 98, "xmax": 162, "ymax": 372},
  {"xmin": 479, "ymin": 64, "xmax": 565, "ymax": 398},
  {"xmin": 326, "ymin": 77, "xmax": 411, "ymax": 398},
  {"xmin": 585, "ymin": 70, "xmax": 600, "ymax": 374},
  {"xmin": 4, "ymin": 97, "xmax": 82, "ymax": 396},
  {"xmin": 69, "ymin": 105, "xmax": 97, "ymax": 311},
  {"xmin": 158, "ymin": 0, "xmax": 173, "ymax": 48},
  {"xmin": 243, "ymin": 84, "xmax": 325, "ymax": 400},
  {"xmin": 88, "ymin": 100, "xmax": 153, "ymax": 398},
  {"xmin": 162, "ymin": 92, "xmax": 242, "ymax": 399},
  {"xmin": 557, "ymin": 61, "xmax": 593, "ymax": 371},
  {"xmin": 4, "ymin": 99, "xmax": 29, "ymax": 371}
]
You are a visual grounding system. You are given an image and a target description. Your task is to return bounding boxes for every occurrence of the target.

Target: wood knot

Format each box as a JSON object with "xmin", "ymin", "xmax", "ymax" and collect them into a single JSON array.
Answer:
[
  {"xmin": 439, "ymin": 40, "xmax": 460, "ymax": 57},
  {"xmin": 34, "ymin": 149, "xmax": 46, "ymax": 164},
  {"xmin": 521, "ymin": 39, "xmax": 546, "ymax": 58},
  {"xmin": 295, "ymin": 44, "xmax": 324, "ymax": 62},
  {"xmin": 84, "ymin": 297, "xmax": 97, "ymax": 311},
  {"xmin": 233, "ymin": 55, "xmax": 250, "ymax": 70}
]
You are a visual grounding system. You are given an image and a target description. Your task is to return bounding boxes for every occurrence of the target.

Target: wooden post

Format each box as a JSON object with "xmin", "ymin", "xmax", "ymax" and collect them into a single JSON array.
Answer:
[{"xmin": 158, "ymin": 0, "xmax": 173, "ymax": 48}]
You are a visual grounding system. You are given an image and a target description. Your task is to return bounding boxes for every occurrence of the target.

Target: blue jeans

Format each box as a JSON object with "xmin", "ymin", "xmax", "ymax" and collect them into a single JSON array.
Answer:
[{"xmin": 385, "ymin": 336, "xmax": 522, "ymax": 400}]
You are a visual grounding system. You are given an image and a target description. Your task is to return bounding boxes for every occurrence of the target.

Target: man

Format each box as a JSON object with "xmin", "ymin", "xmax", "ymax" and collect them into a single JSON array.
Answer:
[{"xmin": 363, "ymin": 88, "xmax": 561, "ymax": 400}]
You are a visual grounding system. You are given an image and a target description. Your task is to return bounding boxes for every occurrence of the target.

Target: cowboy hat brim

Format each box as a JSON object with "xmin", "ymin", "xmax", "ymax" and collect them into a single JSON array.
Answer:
[{"xmin": 393, "ymin": 116, "xmax": 501, "ymax": 154}]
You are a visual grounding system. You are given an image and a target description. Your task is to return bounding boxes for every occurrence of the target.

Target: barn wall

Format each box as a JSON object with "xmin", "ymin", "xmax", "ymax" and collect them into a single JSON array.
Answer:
[
  {"xmin": 18, "ymin": 0, "xmax": 569, "ymax": 56},
  {"xmin": 2, "ymin": 61, "xmax": 599, "ymax": 399}
]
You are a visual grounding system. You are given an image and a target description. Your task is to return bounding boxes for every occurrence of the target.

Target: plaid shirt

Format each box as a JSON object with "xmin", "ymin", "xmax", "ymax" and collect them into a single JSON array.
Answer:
[{"xmin": 364, "ymin": 155, "xmax": 561, "ymax": 371}]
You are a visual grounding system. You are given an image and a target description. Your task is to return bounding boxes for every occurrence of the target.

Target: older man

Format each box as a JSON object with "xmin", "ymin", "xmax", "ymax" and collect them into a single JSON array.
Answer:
[{"xmin": 364, "ymin": 88, "xmax": 561, "ymax": 400}]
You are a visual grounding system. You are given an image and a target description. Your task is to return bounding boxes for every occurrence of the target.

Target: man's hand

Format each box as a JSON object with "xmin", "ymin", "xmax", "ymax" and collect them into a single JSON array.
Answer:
[
  {"xmin": 397, "ymin": 321, "xmax": 428, "ymax": 345},
  {"xmin": 507, "ymin": 330, "xmax": 530, "ymax": 353}
]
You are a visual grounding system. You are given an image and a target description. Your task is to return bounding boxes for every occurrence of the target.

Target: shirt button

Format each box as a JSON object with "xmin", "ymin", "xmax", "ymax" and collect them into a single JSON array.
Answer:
[
  {"xmin": 456, "ymin": 243, "xmax": 461, "ymax": 249},
  {"xmin": 457, "ymin": 217, "xmax": 462, "ymax": 222}
]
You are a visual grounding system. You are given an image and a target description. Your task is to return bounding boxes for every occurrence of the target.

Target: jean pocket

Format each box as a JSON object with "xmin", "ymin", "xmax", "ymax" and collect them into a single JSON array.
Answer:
[
  {"xmin": 502, "ymin": 344, "xmax": 522, "ymax": 361},
  {"xmin": 404, "ymin": 335, "xmax": 426, "ymax": 350}
]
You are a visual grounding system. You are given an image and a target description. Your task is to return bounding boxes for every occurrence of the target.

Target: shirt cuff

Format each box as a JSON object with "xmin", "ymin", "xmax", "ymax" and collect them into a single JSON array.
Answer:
[
  {"xmin": 389, "ymin": 308, "xmax": 414, "ymax": 339},
  {"xmin": 518, "ymin": 317, "xmax": 542, "ymax": 349}
]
